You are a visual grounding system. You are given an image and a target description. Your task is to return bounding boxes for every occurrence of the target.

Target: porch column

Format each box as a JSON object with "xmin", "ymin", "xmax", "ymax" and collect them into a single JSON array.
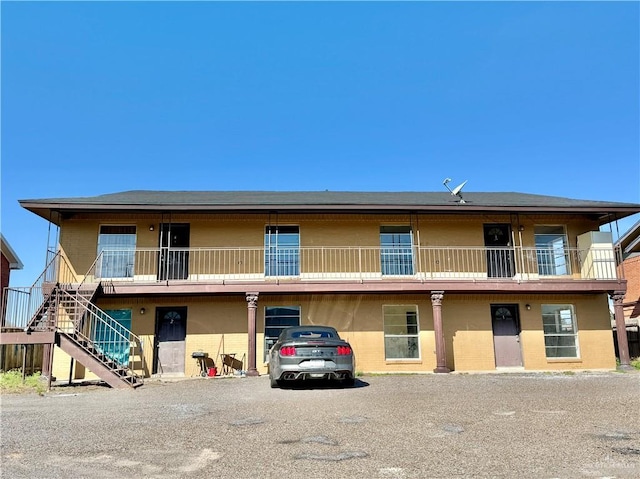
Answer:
[
  {"xmin": 245, "ymin": 292, "xmax": 260, "ymax": 377},
  {"xmin": 41, "ymin": 343, "xmax": 52, "ymax": 379},
  {"xmin": 431, "ymin": 291, "xmax": 450, "ymax": 373},
  {"xmin": 611, "ymin": 291, "xmax": 632, "ymax": 370},
  {"xmin": 41, "ymin": 342, "xmax": 55, "ymax": 390}
]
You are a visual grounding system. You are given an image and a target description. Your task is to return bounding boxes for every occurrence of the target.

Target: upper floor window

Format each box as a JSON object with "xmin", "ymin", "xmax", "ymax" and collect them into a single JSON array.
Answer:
[
  {"xmin": 380, "ymin": 226, "xmax": 414, "ymax": 275},
  {"xmin": 96, "ymin": 226, "xmax": 136, "ymax": 278},
  {"xmin": 384, "ymin": 305, "xmax": 420, "ymax": 359},
  {"xmin": 541, "ymin": 304, "xmax": 579, "ymax": 358},
  {"xmin": 265, "ymin": 226, "xmax": 299, "ymax": 276},
  {"xmin": 535, "ymin": 226, "xmax": 569, "ymax": 276}
]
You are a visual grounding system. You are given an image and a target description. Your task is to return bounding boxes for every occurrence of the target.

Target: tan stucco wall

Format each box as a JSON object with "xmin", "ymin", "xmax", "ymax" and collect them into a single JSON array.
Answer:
[
  {"xmin": 50, "ymin": 212, "xmax": 611, "ymax": 381},
  {"xmin": 58, "ymin": 213, "xmax": 603, "ymax": 253},
  {"xmin": 49, "ymin": 292, "xmax": 614, "ymax": 381},
  {"xmin": 519, "ymin": 294, "xmax": 616, "ymax": 370}
]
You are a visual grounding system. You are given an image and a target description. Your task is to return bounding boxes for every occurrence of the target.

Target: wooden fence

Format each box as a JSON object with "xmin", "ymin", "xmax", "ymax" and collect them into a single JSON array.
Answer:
[
  {"xmin": 613, "ymin": 327, "xmax": 640, "ymax": 360},
  {"xmin": 0, "ymin": 344, "xmax": 44, "ymax": 374}
]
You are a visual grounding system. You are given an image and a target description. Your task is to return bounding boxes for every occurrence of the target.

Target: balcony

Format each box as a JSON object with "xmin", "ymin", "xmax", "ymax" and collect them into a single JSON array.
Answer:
[{"xmin": 81, "ymin": 245, "xmax": 622, "ymax": 295}]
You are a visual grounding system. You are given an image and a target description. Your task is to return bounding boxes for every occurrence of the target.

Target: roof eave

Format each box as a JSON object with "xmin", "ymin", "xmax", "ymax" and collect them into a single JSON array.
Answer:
[{"xmin": 19, "ymin": 201, "xmax": 639, "ymax": 226}]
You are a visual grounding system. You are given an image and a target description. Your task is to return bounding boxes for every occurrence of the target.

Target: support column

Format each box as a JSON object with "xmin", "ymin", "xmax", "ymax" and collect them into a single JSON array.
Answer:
[
  {"xmin": 42, "ymin": 343, "xmax": 52, "ymax": 379},
  {"xmin": 431, "ymin": 291, "xmax": 450, "ymax": 373},
  {"xmin": 245, "ymin": 293, "xmax": 260, "ymax": 377},
  {"xmin": 611, "ymin": 291, "xmax": 632, "ymax": 370},
  {"xmin": 41, "ymin": 342, "xmax": 55, "ymax": 391}
]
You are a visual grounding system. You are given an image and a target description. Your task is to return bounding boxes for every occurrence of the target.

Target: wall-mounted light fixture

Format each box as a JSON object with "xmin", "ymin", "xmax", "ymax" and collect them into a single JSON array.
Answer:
[
  {"xmin": 140, "ymin": 307, "xmax": 146, "ymax": 315},
  {"xmin": 149, "ymin": 225, "xmax": 155, "ymax": 231},
  {"xmin": 525, "ymin": 304, "xmax": 531, "ymax": 311}
]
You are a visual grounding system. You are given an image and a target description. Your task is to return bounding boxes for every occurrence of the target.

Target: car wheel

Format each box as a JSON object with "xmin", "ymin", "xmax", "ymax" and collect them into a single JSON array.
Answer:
[{"xmin": 270, "ymin": 375, "xmax": 280, "ymax": 389}]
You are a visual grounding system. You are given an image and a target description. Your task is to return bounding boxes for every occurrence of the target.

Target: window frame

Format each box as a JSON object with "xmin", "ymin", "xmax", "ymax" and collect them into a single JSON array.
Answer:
[
  {"xmin": 96, "ymin": 225, "xmax": 137, "ymax": 279},
  {"xmin": 380, "ymin": 226, "xmax": 415, "ymax": 276},
  {"xmin": 264, "ymin": 225, "xmax": 300, "ymax": 277},
  {"xmin": 541, "ymin": 304, "xmax": 580, "ymax": 359},
  {"xmin": 383, "ymin": 304, "xmax": 420, "ymax": 360},
  {"xmin": 534, "ymin": 225, "xmax": 570, "ymax": 276},
  {"xmin": 263, "ymin": 305, "xmax": 301, "ymax": 362}
]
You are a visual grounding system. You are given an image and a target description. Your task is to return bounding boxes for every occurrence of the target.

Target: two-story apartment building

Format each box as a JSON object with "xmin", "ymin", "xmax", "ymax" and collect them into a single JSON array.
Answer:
[{"xmin": 1, "ymin": 190, "xmax": 638, "ymax": 388}]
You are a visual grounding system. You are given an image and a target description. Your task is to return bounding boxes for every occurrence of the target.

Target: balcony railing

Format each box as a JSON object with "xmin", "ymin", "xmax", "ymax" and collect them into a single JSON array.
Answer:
[{"xmin": 83, "ymin": 245, "xmax": 620, "ymax": 284}]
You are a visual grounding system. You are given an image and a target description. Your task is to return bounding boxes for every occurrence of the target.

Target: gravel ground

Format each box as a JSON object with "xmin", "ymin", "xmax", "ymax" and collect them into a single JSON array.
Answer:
[{"xmin": 1, "ymin": 371, "xmax": 639, "ymax": 479}]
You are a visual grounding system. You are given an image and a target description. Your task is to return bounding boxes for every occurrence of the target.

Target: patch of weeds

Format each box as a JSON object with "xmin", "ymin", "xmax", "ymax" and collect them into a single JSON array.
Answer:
[
  {"xmin": 614, "ymin": 357, "xmax": 640, "ymax": 372},
  {"xmin": 0, "ymin": 370, "xmax": 47, "ymax": 395},
  {"xmin": 562, "ymin": 371, "xmax": 575, "ymax": 376}
]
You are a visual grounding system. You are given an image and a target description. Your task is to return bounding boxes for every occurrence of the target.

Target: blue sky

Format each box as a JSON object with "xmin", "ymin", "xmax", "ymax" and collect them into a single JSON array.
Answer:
[{"xmin": 2, "ymin": 1, "xmax": 639, "ymax": 286}]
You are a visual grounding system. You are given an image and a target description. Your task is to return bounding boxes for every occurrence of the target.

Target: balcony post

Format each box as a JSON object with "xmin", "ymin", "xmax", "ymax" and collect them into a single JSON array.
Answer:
[
  {"xmin": 611, "ymin": 291, "xmax": 632, "ymax": 370},
  {"xmin": 431, "ymin": 291, "xmax": 450, "ymax": 373},
  {"xmin": 245, "ymin": 292, "xmax": 260, "ymax": 377}
]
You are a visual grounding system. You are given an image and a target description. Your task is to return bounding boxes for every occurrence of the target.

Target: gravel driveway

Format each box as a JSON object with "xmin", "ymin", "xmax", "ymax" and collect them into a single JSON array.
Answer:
[{"xmin": 2, "ymin": 371, "xmax": 639, "ymax": 478}]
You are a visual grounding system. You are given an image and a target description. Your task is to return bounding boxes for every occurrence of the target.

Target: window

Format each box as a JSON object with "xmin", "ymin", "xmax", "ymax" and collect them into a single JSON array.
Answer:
[
  {"xmin": 535, "ymin": 226, "xmax": 569, "ymax": 276},
  {"xmin": 94, "ymin": 309, "xmax": 132, "ymax": 365},
  {"xmin": 384, "ymin": 305, "xmax": 419, "ymax": 359},
  {"xmin": 541, "ymin": 304, "xmax": 579, "ymax": 358},
  {"xmin": 264, "ymin": 306, "xmax": 300, "ymax": 361},
  {"xmin": 380, "ymin": 226, "xmax": 414, "ymax": 275},
  {"xmin": 96, "ymin": 226, "xmax": 136, "ymax": 278},
  {"xmin": 265, "ymin": 226, "xmax": 300, "ymax": 276},
  {"xmin": 290, "ymin": 330, "xmax": 336, "ymax": 339}
]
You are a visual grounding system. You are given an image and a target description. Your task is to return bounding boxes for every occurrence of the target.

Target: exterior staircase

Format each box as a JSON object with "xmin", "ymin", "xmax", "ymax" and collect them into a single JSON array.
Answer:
[{"xmin": 1, "ymin": 251, "xmax": 144, "ymax": 389}]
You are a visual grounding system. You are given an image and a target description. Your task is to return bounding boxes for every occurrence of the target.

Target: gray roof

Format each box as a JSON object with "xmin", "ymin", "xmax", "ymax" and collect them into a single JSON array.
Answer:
[
  {"xmin": 615, "ymin": 220, "xmax": 640, "ymax": 255},
  {"xmin": 1, "ymin": 234, "xmax": 24, "ymax": 270},
  {"xmin": 19, "ymin": 190, "xmax": 640, "ymax": 225}
]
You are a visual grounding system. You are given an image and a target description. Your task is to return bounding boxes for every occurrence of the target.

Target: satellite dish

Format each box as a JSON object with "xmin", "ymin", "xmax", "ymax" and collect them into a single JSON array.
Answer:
[
  {"xmin": 442, "ymin": 178, "xmax": 468, "ymax": 204},
  {"xmin": 451, "ymin": 180, "xmax": 467, "ymax": 196}
]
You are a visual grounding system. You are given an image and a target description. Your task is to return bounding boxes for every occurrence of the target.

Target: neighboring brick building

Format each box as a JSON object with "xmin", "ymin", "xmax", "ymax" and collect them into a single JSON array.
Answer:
[
  {"xmin": 1, "ymin": 234, "xmax": 23, "ymax": 310},
  {"xmin": 615, "ymin": 221, "xmax": 640, "ymax": 357},
  {"xmin": 1, "ymin": 234, "xmax": 27, "ymax": 373}
]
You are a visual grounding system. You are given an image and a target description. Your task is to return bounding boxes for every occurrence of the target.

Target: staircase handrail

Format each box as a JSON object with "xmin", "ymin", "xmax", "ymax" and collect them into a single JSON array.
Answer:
[
  {"xmin": 77, "ymin": 251, "xmax": 104, "ymax": 290},
  {"xmin": 57, "ymin": 289, "xmax": 145, "ymax": 381},
  {"xmin": 2, "ymin": 250, "xmax": 74, "ymax": 330}
]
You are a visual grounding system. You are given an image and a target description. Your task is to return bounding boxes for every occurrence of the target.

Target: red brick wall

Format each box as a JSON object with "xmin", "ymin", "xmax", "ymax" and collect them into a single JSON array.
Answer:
[
  {"xmin": 620, "ymin": 256, "xmax": 640, "ymax": 322},
  {"xmin": 1, "ymin": 254, "xmax": 10, "ymax": 292},
  {"xmin": 622, "ymin": 256, "xmax": 640, "ymax": 302},
  {"xmin": 1, "ymin": 253, "xmax": 10, "ymax": 312}
]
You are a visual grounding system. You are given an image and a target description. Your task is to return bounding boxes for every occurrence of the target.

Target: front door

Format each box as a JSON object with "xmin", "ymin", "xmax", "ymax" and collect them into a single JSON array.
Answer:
[
  {"xmin": 484, "ymin": 223, "xmax": 514, "ymax": 278},
  {"xmin": 154, "ymin": 307, "xmax": 187, "ymax": 375},
  {"xmin": 491, "ymin": 304, "xmax": 522, "ymax": 367},
  {"xmin": 159, "ymin": 223, "xmax": 190, "ymax": 280}
]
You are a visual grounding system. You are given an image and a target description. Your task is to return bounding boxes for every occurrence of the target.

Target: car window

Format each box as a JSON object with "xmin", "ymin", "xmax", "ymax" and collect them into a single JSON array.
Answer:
[{"xmin": 290, "ymin": 331, "xmax": 335, "ymax": 339}]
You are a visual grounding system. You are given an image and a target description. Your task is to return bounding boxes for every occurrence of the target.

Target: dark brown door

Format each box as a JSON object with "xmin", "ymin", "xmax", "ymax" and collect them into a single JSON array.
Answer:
[
  {"xmin": 484, "ymin": 223, "xmax": 514, "ymax": 278},
  {"xmin": 491, "ymin": 305, "xmax": 522, "ymax": 367},
  {"xmin": 153, "ymin": 307, "xmax": 187, "ymax": 374},
  {"xmin": 159, "ymin": 223, "xmax": 190, "ymax": 280}
]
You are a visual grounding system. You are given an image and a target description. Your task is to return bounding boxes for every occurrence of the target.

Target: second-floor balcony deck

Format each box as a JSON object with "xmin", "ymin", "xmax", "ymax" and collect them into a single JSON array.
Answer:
[{"xmin": 79, "ymin": 244, "xmax": 624, "ymax": 295}]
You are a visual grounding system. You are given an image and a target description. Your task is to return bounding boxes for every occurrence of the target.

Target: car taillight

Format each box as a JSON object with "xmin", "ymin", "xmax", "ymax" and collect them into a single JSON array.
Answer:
[
  {"xmin": 336, "ymin": 346, "xmax": 352, "ymax": 355},
  {"xmin": 280, "ymin": 346, "xmax": 296, "ymax": 356}
]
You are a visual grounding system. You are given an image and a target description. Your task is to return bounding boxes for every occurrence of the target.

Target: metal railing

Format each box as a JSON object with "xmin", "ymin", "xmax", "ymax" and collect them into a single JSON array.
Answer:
[
  {"xmin": 1, "ymin": 249, "xmax": 71, "ymax": 330},
  {"xmin": 1, "ymin": 250, "xmax": 146, "ymax": 380},
  {"xmin": 89, "ymin": 245, "xmax": 620, "ymax": 283},
  {"xmin": 55, "ymin": 289, "xmax": 145, "ymax": 380}
]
